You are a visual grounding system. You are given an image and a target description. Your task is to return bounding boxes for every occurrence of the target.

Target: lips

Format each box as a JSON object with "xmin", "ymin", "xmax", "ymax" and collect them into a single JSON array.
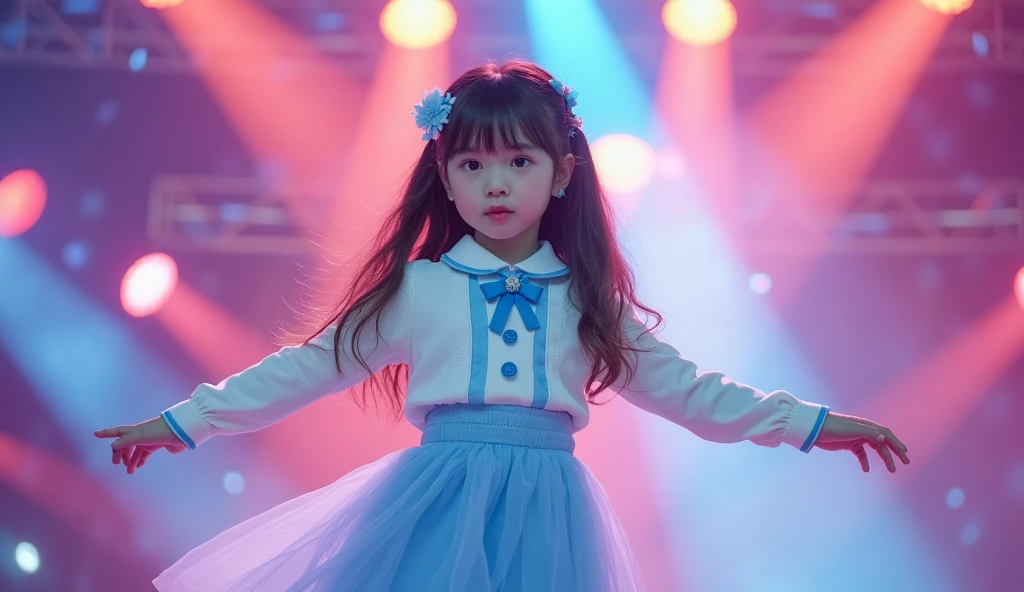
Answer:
[{"xmin": 486, "ymin": 206, "xmax": 512, "ymax": 214}]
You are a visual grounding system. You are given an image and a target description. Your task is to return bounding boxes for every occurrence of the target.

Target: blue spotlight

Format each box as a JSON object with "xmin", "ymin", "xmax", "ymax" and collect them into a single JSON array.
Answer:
[
  {"xmin": 79, "ymin": 189, "xmax": 107, "ymax": 219},
  {"xmin": 971, "ymin": 32, "xmax": 989, "ymax": 57},
  {"xmin": 800, "ymin": 2, "xmax": 839, "ymax": 19},
  {"xmin": 314, "ymin": 12, "xmax": 345, "ymax": 31},
  {"xmin": 62, "ymin": 241, "xmax": 91, "ymax": 270},
  {"xmin": 63, "ymin": 0, "xmax": 100, "ymax": 14},
  {"xmin": 945, "ymin": 487, "xmax": 965, "ymax": 510},
  {"xmin": 223, "ymin": 471, "xmax": 246, "ymax": 494},
  {"xmin": 96, "ymin": 99, "xmax": 119, "ymax": 126},
  {"xmin": 524, "ymin": 0, "xmax": 651, "ymax": 139},
  {"xmin": 129, "ymin": 47, "xmax": 148, "ymax": 71},
  {"xmin": 959, "ymin": 521, "xmax": 981, "ymax": 546}
]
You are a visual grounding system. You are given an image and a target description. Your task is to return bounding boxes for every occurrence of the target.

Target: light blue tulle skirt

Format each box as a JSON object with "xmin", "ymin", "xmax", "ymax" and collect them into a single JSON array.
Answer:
[{"xmin": 153, "ymin": 404, "xmax": 645, "ymax": 591}]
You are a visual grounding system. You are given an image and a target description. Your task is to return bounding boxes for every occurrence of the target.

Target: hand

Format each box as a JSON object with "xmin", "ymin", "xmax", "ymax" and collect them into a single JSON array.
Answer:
[
  {"xmin": 94, "ymin": 416, "xmax": 188, "ymax": 475},
  {"xmin": 813, "ymin": 411, "xmax": 910, "ymax": 473}
]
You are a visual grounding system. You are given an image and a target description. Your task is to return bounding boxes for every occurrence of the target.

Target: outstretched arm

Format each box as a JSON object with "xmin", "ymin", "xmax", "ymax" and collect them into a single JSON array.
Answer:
[
  {"xmin": 612, "ymin": 311, "xmax": 909, "ymax": 471},
  {"xmin": 612, "ymin": 311, "xmax": 827, "ymax": 451},
  {"xmin": 94, "ymin": 262, "xmax": 418, "ymax": 472}
]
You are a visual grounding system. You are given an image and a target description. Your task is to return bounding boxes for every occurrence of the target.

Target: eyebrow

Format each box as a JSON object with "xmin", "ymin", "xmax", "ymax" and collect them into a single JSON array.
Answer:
[{"xmin": 455, "ymin": 143, "xmax": 539, "ymax": 155}]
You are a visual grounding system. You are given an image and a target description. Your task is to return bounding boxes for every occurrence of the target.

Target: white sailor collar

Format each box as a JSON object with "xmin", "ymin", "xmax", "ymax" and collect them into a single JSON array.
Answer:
[{"xmin": 440, "ymin": 234, "xmax": 570, "ymax": 278}]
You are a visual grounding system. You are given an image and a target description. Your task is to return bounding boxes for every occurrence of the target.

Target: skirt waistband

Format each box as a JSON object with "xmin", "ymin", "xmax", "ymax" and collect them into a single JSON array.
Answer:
[{"xmin": 421, "ymin": 404, "xmax": 576, "ymax": 454}]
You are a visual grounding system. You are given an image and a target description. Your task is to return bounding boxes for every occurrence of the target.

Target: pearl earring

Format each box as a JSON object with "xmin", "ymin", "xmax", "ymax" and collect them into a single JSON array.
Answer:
[{"xmin": 447, "ymin": 193, "xmax": 454, "ymax": 201}]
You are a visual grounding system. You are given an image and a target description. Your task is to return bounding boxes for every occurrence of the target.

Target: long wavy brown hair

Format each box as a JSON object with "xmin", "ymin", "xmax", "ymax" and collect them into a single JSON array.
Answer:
[{"xmin": 303, "ymin": 59, "xmax": 662, "ymax": 421}]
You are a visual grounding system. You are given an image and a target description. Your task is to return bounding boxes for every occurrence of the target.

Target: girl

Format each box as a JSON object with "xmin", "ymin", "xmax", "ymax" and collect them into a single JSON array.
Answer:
[{"xmin": 95, "ymin": 59, "xmax": 909, "ymax": 591}]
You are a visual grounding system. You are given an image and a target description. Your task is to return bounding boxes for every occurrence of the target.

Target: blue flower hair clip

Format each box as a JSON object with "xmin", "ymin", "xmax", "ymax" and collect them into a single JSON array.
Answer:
[
  {"xmin": 548, "ymin": 78, "xmax": 583, "ymax": 132},
  {"xmin": 412, "ymin": 88, "xmax": 457, "ymax": 141}
]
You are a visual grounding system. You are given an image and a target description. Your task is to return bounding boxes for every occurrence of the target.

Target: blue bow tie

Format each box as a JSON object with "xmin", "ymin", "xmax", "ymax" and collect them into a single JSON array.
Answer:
[{"xmin": 479, "ymin": 268, "xmax": 543, "ymax": 334}]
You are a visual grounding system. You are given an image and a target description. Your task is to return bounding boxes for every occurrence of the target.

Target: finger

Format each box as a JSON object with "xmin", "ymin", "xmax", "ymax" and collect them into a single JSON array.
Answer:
[
  {"xmin": 880, "ymin": 429, "xmax": 910, "ymax": 464},
  {"xmin": 862, "ymin": 421, "xmax": 887, "ymax": 443},
  {"xmin": 94, "ymin": 426, "xmax": 126, "ymax": 439},
  {"xmin": 871, "ymin": 440, "xmax": 897, "ymax": 473},
  {"xmin": 852, "ymin": 445, "xmax": 870, "ymax": 472},
  {"xmin": 861, "ymin": 421, "xmax": 904, "ymax": 454},
  {"xmin": 858, "ymin": 420, "xmax": 911, "ymax": 465},
  {"xmin": 138, "ymin": 450, "xmax": 153, "ymax": 468},
  {"xmin": 129, "ymin": 447, "xmax": 145, "ymax": 474},
  {"xmin": 111, "ymin": 432, "xmax": 140, "ymax": 450},
  {"xmin": 112, "ymin": 446, "xmax": 119, "ymax": 465},
  {"xmin": 121, "ymin": 445, "xmax": 132, "ymax": 469}
]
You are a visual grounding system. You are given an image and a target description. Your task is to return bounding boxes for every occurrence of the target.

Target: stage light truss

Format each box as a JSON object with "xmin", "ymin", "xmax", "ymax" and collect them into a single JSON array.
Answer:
[
  {"xmin": 147, "ymin": 173, "xmax": 330, "ymax": 255},
  {"xmin": 741, "ymin": 177, "xmax": 1024, "ymax": 255},
  {"xmin": 1, "ymin": 0, "xmax": 1022, "ymax": 74},
  {"xmin": 0, "ymin": 0, "xmax": 377, "ymax": 73},
  {"xmin": 723, "ymin": 0, "xmax": 1024, "ymax": 75},
  {"xmin": 149, "ymin": 173, "xmax": 1024, "ymax": 256}
]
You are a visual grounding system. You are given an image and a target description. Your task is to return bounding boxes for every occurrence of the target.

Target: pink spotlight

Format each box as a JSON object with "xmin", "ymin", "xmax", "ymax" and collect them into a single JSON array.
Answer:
[
  {"xmin": 380, "ymin": 0, "xmax": 457, "ymax": 49},
  {"xmin": 121, "ymin": 253, "xmax": 179, "ymax": 317},
  {"xmin": 0, "ymin": 169, "xmax": 47, "ymax": 237},
  {"xmin": 139, "ymin": 0, "xmax": 186, "ymax": 8},
  {"xmin": 1015, "ymin": 267, "xmax": 1024, "ymax": 312}
]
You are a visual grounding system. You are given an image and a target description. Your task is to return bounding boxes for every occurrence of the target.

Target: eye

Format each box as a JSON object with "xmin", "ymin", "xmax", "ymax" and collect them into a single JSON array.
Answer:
[
  {"xmin": 512, "ymin": 157, "xmax": 532, "ymax": 168},
  {"xmin": 460, "ymin": 160, "xmax": 481, "ymax": 171}
]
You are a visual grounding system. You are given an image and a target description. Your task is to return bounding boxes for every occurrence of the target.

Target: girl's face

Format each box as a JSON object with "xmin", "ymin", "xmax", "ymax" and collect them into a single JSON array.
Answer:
[{"xmin": 441, "ymin": 137, "xmax": 573, "ymax": 243}]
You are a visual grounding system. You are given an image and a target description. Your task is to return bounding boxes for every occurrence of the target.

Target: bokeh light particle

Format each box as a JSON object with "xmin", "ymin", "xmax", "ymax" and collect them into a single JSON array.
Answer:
[
  {"xmin": 62, "ymin": 241, "xmax": 91, "ymax": 270},
  {"xmin": 223, "ymin": 471, "xmax": 246, "ymax": 495},
  {"xmin": 15, "ymin": 541, "xmax": 40, "ymax": 574},
  {"xmin": 380, "ymin": 0, "xmax": 456, "ymax": 50},
  {"xmin": 1014, "ymin": 267, "xmax": 1024, "ymax": 311},
  {"xmin": 959, "ymin": 521, "xmax": 981, "ymax": 546},
  {"xmin": 121, "ymin": 253, "xmax": 178, "ymax": 317},
  {"xmin": 662, "ymin": 0, "xmax": 737, "ymax": 46},
  {"xmin": 656, "ymin": 149, "xmax": 690, "ymax": 181},
  {"xmin": 129, "ymin": 47, "xmax": 148, "ymax": 71},
  {"xmin": 95, "ymin": 99, "xmax": 119, "ymax": 125},
  {"xmin": 1008, "ymin": 462, "xmax": 1024, "ymax": 498},
  {"xmin": 919, "ymin": 0, "xmax": 973, "ymax": 15},
  {"xmin": 0, "ymin": 169, "xmax": 47, "ymax": 237},
  {"xmin": 591, "ymin": 134, "xmax": 656, "ymax": 196},
  {"xmin": 139, "ymin": 0, "xmax": 186, "ymax": 8},
  {"xmin": 749, "ymin": 273, "xmax": 772, "ymax": 295},
  {"xmin": 971, "ymin": 32, "xmax": 990, "ymax": 57},
  {"xmin": 79, "ymin": 188, "xmax": 107, "ymax": 219},
  {"xmin": 946, "ymin": 487, "xmax": 965, "ymax": 510}
]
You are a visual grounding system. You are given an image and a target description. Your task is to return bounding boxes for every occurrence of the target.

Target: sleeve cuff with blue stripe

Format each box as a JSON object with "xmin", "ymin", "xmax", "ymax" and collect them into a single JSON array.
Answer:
[
  {"xmin": 161, "ymin": 399, "xmax": 213, "ymax": 450},
  {"xmin": 782, "ymin": 401, "xmax": 830, "ymax": 453}
]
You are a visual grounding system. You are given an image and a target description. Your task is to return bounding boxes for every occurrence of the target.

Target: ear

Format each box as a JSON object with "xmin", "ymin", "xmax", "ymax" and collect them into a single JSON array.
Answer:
[
  {"xmin": 552, "ymin": 153, "xmax": 575, "ymax": 196},
  {"xmin": 436, "ymin": 160, "xmax": 452, "ymax": 194}
]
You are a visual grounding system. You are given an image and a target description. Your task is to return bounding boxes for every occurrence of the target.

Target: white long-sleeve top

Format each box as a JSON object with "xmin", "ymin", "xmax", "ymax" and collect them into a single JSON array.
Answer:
[{"xmin": 162, "ymin": 234, "xmax": 829, "ymax": 453}]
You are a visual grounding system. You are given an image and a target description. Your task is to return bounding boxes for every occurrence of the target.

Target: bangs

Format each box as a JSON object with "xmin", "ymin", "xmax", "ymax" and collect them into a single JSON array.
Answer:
[{"xmin": 440, "ymin": 80, "xmax": 561, "ymax": 160}]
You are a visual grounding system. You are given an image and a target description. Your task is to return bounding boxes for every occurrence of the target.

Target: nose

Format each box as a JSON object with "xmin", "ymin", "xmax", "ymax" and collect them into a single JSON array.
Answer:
[{"xmin": 484, "ymin": 174, "xmax": 509, "ymax": 197}]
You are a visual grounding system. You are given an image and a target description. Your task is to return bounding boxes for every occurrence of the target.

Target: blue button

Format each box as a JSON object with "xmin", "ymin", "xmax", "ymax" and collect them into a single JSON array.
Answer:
[
  {"xmin": 501, "ymin": 362, "xmax": 517, "ymax": 377},
  {"xmin": 502, "ymin": 329, "xmax": 518, "ymax": 344}
]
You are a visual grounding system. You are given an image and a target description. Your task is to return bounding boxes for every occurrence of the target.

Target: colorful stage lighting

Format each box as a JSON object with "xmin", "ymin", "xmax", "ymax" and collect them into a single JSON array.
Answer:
[
  {"xmin": 919, "ymin": 0, "xmax": 973, "ymax": 15},
  {"xmin": 121, "ymin": 253, "xmax": 179, "ymax": 317},
  {"xmin": 0, "ymin": 169, "xmax": 47, "ymax": 237},
  {"xmin": 662, "ymin": 0, "xmax": 737, "ymax": 46},
  {"xmin": 591, "ymin": 134, "xmax": 656, "ymax": 196},
  {"xmin": 380, "ymin": 0, "xmax": 457, "ymax": 49}
]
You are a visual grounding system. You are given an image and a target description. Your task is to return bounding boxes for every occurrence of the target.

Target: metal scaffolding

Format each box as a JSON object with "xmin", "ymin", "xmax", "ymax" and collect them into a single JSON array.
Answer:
[
  {"xmin": 147, "ymin": 173, "xmax": 1024, "ymax": 256},
  {"xmin": 6, "ymin": 0, "xmax": 1022, "ymax": 256},
  {"xmin": 146, "ymin": 173, "xmax": 331, "ymax": 255},
  {"xmin": 0, "ymin": 0, "xmax": 378, "ymax": 74},
  {"xmin": 741, "ymin": 177, "xmax": 1024, "ymax": 255},
  {"xmin": 2, "ymin": 0, "xmax": 1022, "ymax": 74}
]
